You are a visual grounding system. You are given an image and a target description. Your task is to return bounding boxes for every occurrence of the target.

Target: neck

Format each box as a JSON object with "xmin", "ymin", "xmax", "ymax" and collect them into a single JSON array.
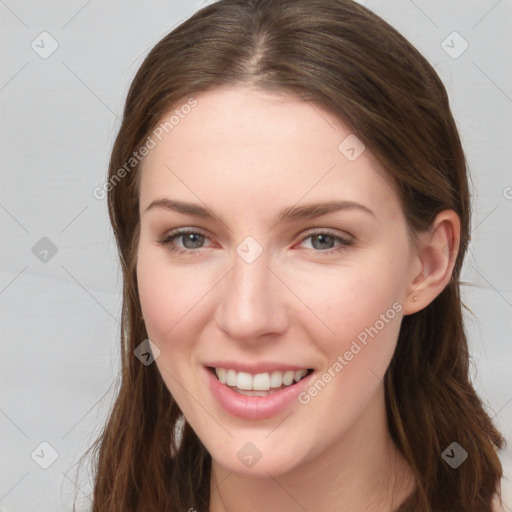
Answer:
[{"xmin": 209, "ymin": 385, "xmax": 416, "ymax": 512}]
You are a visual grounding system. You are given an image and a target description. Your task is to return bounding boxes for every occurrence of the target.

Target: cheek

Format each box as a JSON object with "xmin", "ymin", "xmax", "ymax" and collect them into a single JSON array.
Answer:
[
  {"xmin": 137, "ymin": 244, "xmax": 203, "ymax": 342},
  {"xmin": 287, "ymin": 256, "xmax": 405, "ymax": 345},
  {"xmin": 136, "ymin": 246, "xmax": 218, "ymax": 402},
  {"xmin": 292, "ymin": 266, "xmax": 403, "ymax": 446},
  {"xmin": 282, "ymin": 246, "xmax": 407, "ymax": 401},
  {"xmin": 137, "ymin": 262, "xmax": 174, "ymax": 339},
  {"xmin": 137, "ymin": 251, "xmax": 204, "ymax": 414}
]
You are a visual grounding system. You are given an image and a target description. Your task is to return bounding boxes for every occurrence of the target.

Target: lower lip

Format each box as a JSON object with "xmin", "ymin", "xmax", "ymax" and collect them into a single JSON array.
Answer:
[{"xmin": 204, "ymin": 366, "xmax": 314, "ymax": 420}]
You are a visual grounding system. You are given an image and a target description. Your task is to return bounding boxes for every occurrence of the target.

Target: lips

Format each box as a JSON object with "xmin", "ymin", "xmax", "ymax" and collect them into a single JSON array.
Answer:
[{"xmin": 204, "ymin": 364, "xmax": 315, "ymax": 420}]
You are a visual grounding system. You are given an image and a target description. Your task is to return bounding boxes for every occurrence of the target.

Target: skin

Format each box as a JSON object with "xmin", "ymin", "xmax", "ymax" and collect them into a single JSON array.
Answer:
[{"xmin": 136, "ymin": 85, "xmax": 460, "ymax": 511}]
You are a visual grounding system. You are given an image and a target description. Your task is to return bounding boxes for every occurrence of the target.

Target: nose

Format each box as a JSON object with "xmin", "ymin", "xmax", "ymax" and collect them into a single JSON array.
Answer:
[{"xmin": 214, "ymin": 248, "xmax": 289, "ymax": 343}]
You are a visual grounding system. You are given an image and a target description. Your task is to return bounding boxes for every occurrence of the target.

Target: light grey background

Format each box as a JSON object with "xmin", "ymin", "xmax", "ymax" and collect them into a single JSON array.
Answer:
[{"xmin": 1, "ymin": 1, "xmax": 511, "ymax": 511}]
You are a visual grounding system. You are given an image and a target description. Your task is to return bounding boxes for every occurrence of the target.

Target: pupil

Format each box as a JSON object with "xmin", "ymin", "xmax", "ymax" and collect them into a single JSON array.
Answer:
[
  {"xmin": 184, "ymin": 233, "xmax": 203, "ymax": 249},
  {"xmin": 312, "ymin": 234, "xmax": 334, "ymax": 250}
]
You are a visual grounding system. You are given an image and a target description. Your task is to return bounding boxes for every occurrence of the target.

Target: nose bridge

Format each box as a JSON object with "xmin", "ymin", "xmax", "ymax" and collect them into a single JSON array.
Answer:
[{"xmin": 215, "ymin": 244, "xmax": 287, "ymax": 341}]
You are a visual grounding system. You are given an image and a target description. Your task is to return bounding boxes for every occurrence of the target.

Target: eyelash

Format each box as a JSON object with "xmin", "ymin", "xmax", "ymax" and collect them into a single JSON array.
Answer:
[{"xmin": 156, "ymin": 228, "xmax": 354, "ymax": 256}]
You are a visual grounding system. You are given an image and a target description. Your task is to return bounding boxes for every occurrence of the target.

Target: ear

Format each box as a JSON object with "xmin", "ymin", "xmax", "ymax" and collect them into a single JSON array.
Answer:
[{"xmin": 402, "ymin": 210, "xmax": 461, "ymax": 315}]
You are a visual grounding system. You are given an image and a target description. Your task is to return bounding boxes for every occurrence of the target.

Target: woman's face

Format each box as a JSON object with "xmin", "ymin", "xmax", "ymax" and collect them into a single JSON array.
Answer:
[{"xmin": 136, "ymin": 85, "xmax": 418, "ymax": 476}]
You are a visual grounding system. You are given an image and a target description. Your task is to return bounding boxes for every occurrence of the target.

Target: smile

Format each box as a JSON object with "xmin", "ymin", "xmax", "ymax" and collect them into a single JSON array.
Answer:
[
  {"xmin": 211, "ymin": 367, "xmax": 313, "ymax": 395},
  {"xmin": 205, "ymin": 365, "xmax": 315, "ymax": 419}
]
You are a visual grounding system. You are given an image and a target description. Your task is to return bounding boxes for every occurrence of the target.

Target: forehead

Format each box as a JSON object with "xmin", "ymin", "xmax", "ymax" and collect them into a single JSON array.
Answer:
[
  {"xmin": 144, "ymin": 85, "xmax": 352, "ymax": 166},
  {"xmin": 139, "ymin": 86, "xmax": 400, "ymax": 221}
]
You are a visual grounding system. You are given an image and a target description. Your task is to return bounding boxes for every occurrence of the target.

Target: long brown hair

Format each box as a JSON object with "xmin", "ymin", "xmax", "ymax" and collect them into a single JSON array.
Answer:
[{"xmin": 76, "ymin": 0, "xmax": 506, "ymax": 510}]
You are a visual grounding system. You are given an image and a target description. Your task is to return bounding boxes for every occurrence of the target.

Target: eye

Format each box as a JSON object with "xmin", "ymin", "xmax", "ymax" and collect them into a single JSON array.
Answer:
[
  {"xmin": 156, "ymin": 228, "xmax": 212, "ymax": 255},
  {"xmin": 156, "ymin": 228, "xmax": 354, "ymax": 256},
  {"xmin": 298, "ymin": 230, "xmax": 353, "ymax": 255}
]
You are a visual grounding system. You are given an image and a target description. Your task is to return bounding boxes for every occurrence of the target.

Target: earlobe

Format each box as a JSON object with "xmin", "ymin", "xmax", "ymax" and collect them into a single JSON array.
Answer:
[{"xmin": 402, "ymin": 210, "xmax": 461, "ymax": 315}]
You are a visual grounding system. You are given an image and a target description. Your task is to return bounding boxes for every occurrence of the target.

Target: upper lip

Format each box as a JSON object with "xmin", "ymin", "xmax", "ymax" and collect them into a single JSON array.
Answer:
[{"xmin": 204, "ymin": 361, "xmax": 313, "ymax": 374}]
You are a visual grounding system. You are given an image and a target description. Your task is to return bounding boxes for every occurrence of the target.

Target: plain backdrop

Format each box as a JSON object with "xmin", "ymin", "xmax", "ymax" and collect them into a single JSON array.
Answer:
[{"xmin": 1, "ymin": 1, "xmax": 511, "ymax": 511}]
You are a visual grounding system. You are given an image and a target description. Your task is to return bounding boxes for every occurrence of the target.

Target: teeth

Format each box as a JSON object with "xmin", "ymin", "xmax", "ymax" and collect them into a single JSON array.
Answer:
[
  {"xmin": 214, "ymin": 367, "xmax": 309, "ymax": 391},
  {"xmin": 226, "ymin": 369, "xmax": 237, "ymax": 386},
  {"xmin": 237, "ymin": 371, "xmax": 253, "ymax": 390},
  {"xmin": 270, "ymin": 371, "xmax": 283, "ymax": 388},
  {"xmin": 282, "ymin": 371, "xmax": 294, "ymax": 386},
  {"xmin": 252, "ymin": 372, "xmax": 270, "ymax": 391}
]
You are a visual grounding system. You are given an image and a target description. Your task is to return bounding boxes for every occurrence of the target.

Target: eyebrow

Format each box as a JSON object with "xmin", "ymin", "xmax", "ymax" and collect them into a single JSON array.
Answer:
[{"xmin": 143, "ymin": 198, "xmax": 376, "ymax": 223}]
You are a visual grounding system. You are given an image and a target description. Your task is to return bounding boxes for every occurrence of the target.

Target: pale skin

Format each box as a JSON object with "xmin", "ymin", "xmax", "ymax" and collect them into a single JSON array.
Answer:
[{"xmin": 136, "ymin": 85, "xmax": 461, "ymax": 511}]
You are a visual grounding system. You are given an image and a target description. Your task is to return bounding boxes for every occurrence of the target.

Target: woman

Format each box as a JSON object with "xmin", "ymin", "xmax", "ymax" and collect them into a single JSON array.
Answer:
[{"xmin": 79, "ymin": 0, "xmax": 506, "ymax": 510}]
